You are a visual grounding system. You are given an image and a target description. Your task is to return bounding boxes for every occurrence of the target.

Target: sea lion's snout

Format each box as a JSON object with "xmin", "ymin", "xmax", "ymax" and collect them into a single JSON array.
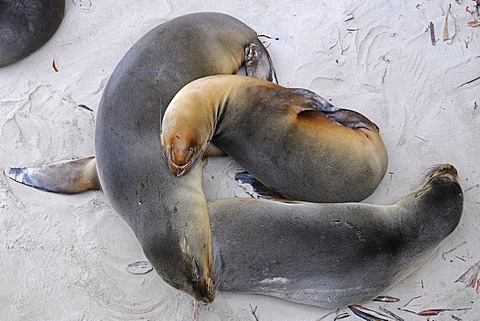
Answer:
[
  {"xmin": 169, "ymin": 145, "xmax": 195, "ymax": 176},
  {"xmin": 193, "ymin": 275, "xmax": 216, "ymax": 305},
  {"xmin": 164, "ymin": 134, "xmax": 198, "ymax": 176}
]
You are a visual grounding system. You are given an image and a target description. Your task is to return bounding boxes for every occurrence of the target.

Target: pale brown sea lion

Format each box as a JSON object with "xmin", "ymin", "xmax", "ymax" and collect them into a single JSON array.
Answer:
[
  {"xmin": 8, "ymin": 12, "xmax": 277, "ymax": 304},
  {"xmin": 161, "ymin": 75, "xmax": 388, "ymax": 202},
  {"xmin": 0, "ymin": 0, "xmax": 65, "ymax": 67}
]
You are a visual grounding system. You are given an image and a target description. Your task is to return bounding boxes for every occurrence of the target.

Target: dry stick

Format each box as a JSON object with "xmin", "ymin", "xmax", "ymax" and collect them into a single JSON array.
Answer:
[
  {"xmin": 429, "ymin": 21, "xmax": 436, "ymax": 46},
  {"xmin": 316, "ymin": 309, "xmax": 338, "ymax": 321},
  {"xmin": 249, "ymin": 304, "xmax": 260, "ymax": 321},
  {"xmin": 52, "ymin": 59, "xmax": 59, "ymax": 72},
  {"xmin": 444, "ymin": 4, "xmax": 452, "ymax": 41},
  {"xmin": 420, "ymin": 308, "xmax": 471, "ymax": 316},
  {"xmin": 78, "ymin": 104, "xmax": 94, "ymax": 112},
  {"xmin": 458, "ymin": 76, "xmax": 480, "ymax": 87},
  {"xmin": 399, "ymin": 307, "xmax": 471, "ymax": 316},
  {"xmin": 349, "ymin": 305, "xmax": 393, "ymax": 321},
  {"xmin": 379, "ymin": 307, "xmax": 405, "ymax": 321},
  {"xmin": 401, "ymin": 295, "xmax": 422, "ymax": 308},
  {"xmin": 442, "ymin": 241, "xmax": 467, "ymax": 260},
  {"xmin": 257, "ymin": 34, "xmax": 279, "ymax": 40},
  {"xmin": 465, "ymin": 183, "xmax": 480, "ymax": 192},
  {"xmin": 333, "ymin": 313, "xmax": 350, "ymax": 321}
]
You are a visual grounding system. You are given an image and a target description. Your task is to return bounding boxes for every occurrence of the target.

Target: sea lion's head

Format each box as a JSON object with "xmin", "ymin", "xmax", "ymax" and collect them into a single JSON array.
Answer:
[
  {"xmin": 412, "ymin": 164, "xmax": 463, "ymax": 232},
  {"xmin": 179, "ymin": 235, "xmax": 217, "ymax": 305},
  {"xmin": 161, "ymin": 89, "xmax": 213, "ymax": 177},
  {"xmin": 144, "ymin": 233, "xmax": 217, "ymax": 305}
]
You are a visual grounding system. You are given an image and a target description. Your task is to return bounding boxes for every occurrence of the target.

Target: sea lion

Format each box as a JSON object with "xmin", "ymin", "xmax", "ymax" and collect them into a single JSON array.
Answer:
[
  {"xmin": 0, "ymin": 0, "xmax": 65, "ymax": 67},
  {"xmin": 208, "ymin": 163, "xmax": 463, "ymax": 308},
  {"xmin": 9, "ymin": 161, "xmax": 463, "ymax": 307},
  {"xmin": 161, "ymin": 75, "xmax": 388, "ymax": 203},
  {"xmin": 9, "ymin": 12, "xmax": 277, "ymax": 304}
]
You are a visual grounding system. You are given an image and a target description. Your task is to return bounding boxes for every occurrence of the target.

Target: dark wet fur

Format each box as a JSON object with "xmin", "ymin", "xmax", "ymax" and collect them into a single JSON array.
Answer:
[{"xmin": 0, "ymin": 0, "xmax": 65, "ymax": 66}]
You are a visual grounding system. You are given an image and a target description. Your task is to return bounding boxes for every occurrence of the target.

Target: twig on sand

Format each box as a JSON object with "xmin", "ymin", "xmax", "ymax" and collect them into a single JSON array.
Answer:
[
  {"xmin": 333, "ymin": 312, "xmax": 350, "ymax": 320},
  {"xmin": 466, "ymin": 3, "xmax": 480, "ymax": 27},
  {"xmin": 52, "ymin": 59, "xmax": 59, "ymax": 72},
  {"xmin": 402, "ymin": 295, "xmax": 422, "ymax": 308},
  {"xmin": 379, "ymin": 307, "xmax": 405, "ymax": 321},
  {"xmin": 78, "ymin": 104, "xmax": 94, "ymax": 112},
  {"xmin": 458, "ymin": 76, "xmax": 480, "ymax": 87},
  {"xmin": 348, "ymin": 305, "xmax": 395, "ymax": 321},
  {"xmin": 316, "ymin": 309, "xmax": 338, "ymax": 320},
  {"xmin": 399, "ymin": 307, "xmax": 471, "ymax": 316},
  {"xmin": 442, "ymin": 241, "xmax": 467, "ymax": 260},
  {"xmin": 257, "ymin": 34, "xmax": 279, "ymax": 40},
  {"xmin": 444, "ymin": 4, "xmax": 452, "ymax": 41},
  {"xmin": 399, "ymin": 295, "xmax": 471, "ymax": 316},
  {"xmin": 250, "ymin": 304, "xmax": 260, "ymax": 321},
  {"xmin": 429, "ymin": 22, "xmax": 436, "ymax": 46}
]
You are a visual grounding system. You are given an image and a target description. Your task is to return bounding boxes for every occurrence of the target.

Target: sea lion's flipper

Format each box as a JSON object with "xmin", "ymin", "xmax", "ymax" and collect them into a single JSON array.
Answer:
[
  {"xmin": 325, "ymin": 109, "xmax": 379, "ymax": 132},
  {"xmin": 8, "ymin": 156, "xmax": 101, "ymax": 194},
  {"xmin": 244, "ymin": 41, "xmax": 278, "ymax": 84},
  {"xmin": 291, "ymin": 88, "xmax": 339, "ymax": 113},
  {"xmin": 234, "ymin": 171, "xmax": 283, "ymax": 199}
]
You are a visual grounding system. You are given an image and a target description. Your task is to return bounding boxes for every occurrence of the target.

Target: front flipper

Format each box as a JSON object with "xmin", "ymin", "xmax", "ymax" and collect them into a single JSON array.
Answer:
[
  {"xmin": 234, "ymin": 171, "xmax": 283, "ymax": 200},
  {"xmin": 244, "ymin": 40, "xmax": 278, "ymax": 83},
  {"xmin": 8, "ymin": 156, "xmax": 101, "ymax": 194}
]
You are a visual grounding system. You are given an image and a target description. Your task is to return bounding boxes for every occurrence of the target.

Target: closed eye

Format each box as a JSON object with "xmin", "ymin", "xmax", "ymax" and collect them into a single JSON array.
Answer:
[{"xmin": 193, "ymin": 258, "xmax": 201, "ymax": 283}]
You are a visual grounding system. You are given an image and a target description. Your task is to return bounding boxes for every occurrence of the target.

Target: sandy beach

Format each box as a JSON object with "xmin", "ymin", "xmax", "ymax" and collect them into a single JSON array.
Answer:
[{"xmin": 1, "ymin": 0, "xmax": 479, "ymax": 320}]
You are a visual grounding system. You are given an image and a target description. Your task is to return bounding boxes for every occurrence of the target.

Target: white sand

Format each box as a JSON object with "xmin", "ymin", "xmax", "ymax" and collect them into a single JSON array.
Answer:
[{"xmin": 1, "ymin": 0, "xmax": 479, "ymax": 320}]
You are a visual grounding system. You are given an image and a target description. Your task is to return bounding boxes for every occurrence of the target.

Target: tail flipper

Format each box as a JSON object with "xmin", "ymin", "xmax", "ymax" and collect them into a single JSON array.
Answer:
[{"xmin": 8, "ymin": 156, "xmax": 101, "ymax": 194}]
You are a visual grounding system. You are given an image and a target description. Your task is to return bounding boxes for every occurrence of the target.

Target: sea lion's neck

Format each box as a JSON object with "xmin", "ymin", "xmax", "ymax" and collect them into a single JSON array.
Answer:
[{"xmin": 164, "ymin": 76, "xmax": 264, "ymax": 144}]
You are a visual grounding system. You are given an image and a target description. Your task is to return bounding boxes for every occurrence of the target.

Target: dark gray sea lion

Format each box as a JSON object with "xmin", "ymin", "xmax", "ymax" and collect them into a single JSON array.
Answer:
[
  {"xmin": 161, "ymin": 75, "xmax": 388, "ymax": 202},
  {"xmin": 208, "ymin": 163, "xmax": 463, "ymax": 308},
  {"xmin": 8, "ymin": 126, "xmax": 463, "ymax": 308},
  {"xmin": 8, "ymin": 12, "xmax": 277, "ymax": 304},
  {"xmin": 0, "ymin": 0, "xmax": 65, "ymax": 67}
]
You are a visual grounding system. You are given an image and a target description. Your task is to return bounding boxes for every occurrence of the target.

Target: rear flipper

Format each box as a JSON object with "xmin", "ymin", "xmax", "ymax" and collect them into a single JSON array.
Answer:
[
  {"xmin": 291, "ymin": 88, "xmax": 339, "ymax": 113},
  {"xmin": 8, "ymin": 156, "xmax": 101, "ymax": 194},
  {"xmin": 234, "ymin": 171, "xmax": 284, "ymax": 200},
  {"xmin": 325, "ymin": 108, "xmax": 380, "ymax": 132}
]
